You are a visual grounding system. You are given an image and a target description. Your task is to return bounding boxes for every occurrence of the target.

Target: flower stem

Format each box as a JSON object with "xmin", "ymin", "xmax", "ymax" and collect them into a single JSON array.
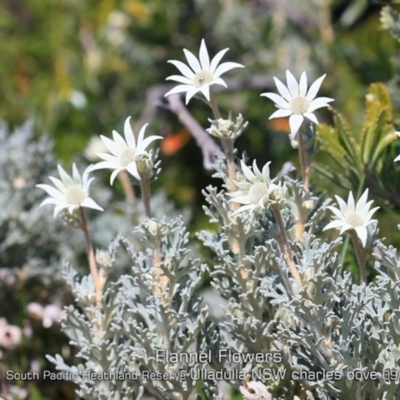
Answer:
[
  {"xmin": 208, "ymin": 92, "xmax": 238, "ymax": 209},
  {"xmin": 349, "ymin": 230, "xmax": 367, "ymax": 285},
  {"xmin": 79, "ymin": 207, "xmax": 103, "ymax": 305},
  {"xmin": 118, "ymin": 170, "xmax": 135, "ymax": 203},
  {"xmin": 208, "ymin": 92, "xmax": 221, "ymax": 119},
  {"xmin": 271, "ymin": 204, "xmax": 302, "ymax": 287},
  {"xmin": 139, "ymin": 174, "xmax": 152, "ymax": 218},
  {"xmin": 297, "ymin": 129, "xmax": 310, "ymax": 191}
]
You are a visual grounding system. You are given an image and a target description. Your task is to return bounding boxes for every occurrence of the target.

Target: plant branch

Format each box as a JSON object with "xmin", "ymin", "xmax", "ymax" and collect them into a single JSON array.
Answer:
[
  {"xmin": 271, "ymin": 204, "xmax": 302, "ymax": 287},
  {"xmin": 139, "ymin": 174, "xmax": 152, "ymax": 218},
  {"xmin": 79, "ymin": 207, "xmax": 103, "ymax": 305},
  {"xmin": 297, "ymin": 129, "xmax": 310, "ymax": 191},
  {"xmin": 349, "ymin": 230, "xmax": 367, "ymax": 285}
]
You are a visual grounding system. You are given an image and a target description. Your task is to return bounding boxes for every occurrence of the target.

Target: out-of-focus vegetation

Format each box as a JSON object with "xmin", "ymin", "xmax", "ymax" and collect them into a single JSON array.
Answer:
[
  {"xmin": 2, "ymin": 0, "xmax": 400, "ymax": 398},
  {"xmin": 2, "ymin": 0, "xmax": 399, "ymax": 218}
]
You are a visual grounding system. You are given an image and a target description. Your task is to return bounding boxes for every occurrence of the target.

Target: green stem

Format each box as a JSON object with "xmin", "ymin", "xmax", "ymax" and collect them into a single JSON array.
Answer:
[
  {"xmin": 271, "ymin": 204, "xmax": 302, "ymax": 287},
  {"xmin": 80, "ymin": 207, "xmax": 103, "ymax": 305},
  {"xmin": 349, "ymin": 230, "xmax": 367, "ymax": 285},
  {"xmin": 139, "ymin": 173, "xmax": 152, "ymax": 218},
  {"xmin": 297, "ymin": 129, "xmax": 310, "ymax": 191},
  {"xmin": 208, "ymin": 92, "xmax": 221, "ymax": 119}
]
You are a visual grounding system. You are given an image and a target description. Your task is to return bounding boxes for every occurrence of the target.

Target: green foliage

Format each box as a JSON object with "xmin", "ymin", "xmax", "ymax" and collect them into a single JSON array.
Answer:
[{"xmin": 315, "ymin": 83, "xmax": 399, "ymax": 203}]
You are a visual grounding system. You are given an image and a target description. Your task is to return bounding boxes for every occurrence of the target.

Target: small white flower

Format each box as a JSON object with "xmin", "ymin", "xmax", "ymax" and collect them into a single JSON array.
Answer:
[
  {"xmin": 239, "ymin": 381, "xmax": 272, "ymax": 400},
  {"xmin": 165, "ymin": 38, "xmax": 244, "ymax": 104},
  {"xmin": 394, "ymin": 132, "xmax": 400, "ymax": 162},
  {"xmin": 323, "ymin": 189, "xmax": 379, "ymax": 247},
  {"xmin": 229, "ymin": 160, "xmax": 284, "ymax": 215},
  {"xmin": 261, "ymin": 70, "xmax": 334, "ymax": 136},
  {"xmin": 36, "ymin": 164, "xmax": 103, "ymax": 218},
  {"xmin": 89, "ymin": 116, "xmax": 162, "ymax": 184}
]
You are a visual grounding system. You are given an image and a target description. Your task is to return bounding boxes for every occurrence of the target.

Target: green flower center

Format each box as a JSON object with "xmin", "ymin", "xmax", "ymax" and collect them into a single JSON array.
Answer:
[
  {"xmin": 346, "ymin": 212, "xmax": 364, "ymax": 228},
  {"xmin": 194, "ymin": 70, "xmax": 213, "ymax": 88},
  {"xmin": 66, "ymin": 186, "xmax": 86, "ymax": 205},
  {"xmin": 119, "ymin": 148, "xmax": 135, "ymax": 167},
  {"xmin": 249, "ymin": 182, "xmax": 269, "ymax": 204},
  {"xmin": 289, "ymin": 96, "xmax": 310, "ymax": 115}
]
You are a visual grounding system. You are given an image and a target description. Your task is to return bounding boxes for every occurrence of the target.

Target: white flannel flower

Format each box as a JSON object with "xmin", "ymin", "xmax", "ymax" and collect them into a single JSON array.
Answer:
[
  {"xmin": 394, "ymin": 132, "xmax": 400, "ymax": 162},
  {"xmin": 89, "ymin": 116, "xmax": 162, "ymax": 184},
  {"xmin": 165, "ymin": 38, "xmax": 244, "ymax": 104},
  {"xmin": 229, "ymin": 160, "xmax": 284, "ymax": 215},
  {"xmin": 36, "ymin": 164, "xmax": 103, "ymax": 218},
  {"xmin": 323, "ymin": 189, "xmax": 379, "ymax": 247},
  {"xmin": 261, "ymin": 70, "xmax": 334, "ymax": 136}
]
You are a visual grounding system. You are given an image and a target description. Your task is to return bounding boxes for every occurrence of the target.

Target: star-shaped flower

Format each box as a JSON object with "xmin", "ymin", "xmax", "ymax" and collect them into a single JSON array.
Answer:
[
  {"xmin": 165, "ymin": 39, "xmax": 244, "ymax": 104},
  {"xmin": 36, "ymin": 164, "xmax": 103, "ymax": 218},
  {"xmin": 261, "ymin": 70, "xmax": 334, "ymax": 136},
  {"xmin": 229, "ymin": 160, "xmax": 285, "ymax": 215},
  {"xmin": 89, "ymin": 116, "xmax": 162, "ymax": 184},
  {"xmin": 323, "ymin": 189, "xmax": 379, "ymax": 247}
]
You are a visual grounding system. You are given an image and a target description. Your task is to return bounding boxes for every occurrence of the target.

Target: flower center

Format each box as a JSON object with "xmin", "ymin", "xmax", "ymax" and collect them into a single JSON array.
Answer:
[
  {"xmin": 249, "ymin": 182, "xmax": 269, "ymax": 204},
  {"xmin": 194, "ymin": 70, "xmax": 213, "ymax": 88},
  {"xmin": 346, "ymin": 212, "xmax": 364, "ymax": 228},
  {"xmin": 119, "ymin": 148, "xmax": 135, "ymax": 167},
  {"xmin": 66, "ymin": 186, "xmax": 86, "ymax": 205},
  {"xmin": 289, "ymin": 96, "xmax": 310, "ymax": 115}
]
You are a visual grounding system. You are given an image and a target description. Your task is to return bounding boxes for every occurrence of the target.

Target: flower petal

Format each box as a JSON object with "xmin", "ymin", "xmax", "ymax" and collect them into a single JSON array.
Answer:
[
  {"xmin": 240, "ymin": 160, "xmax": 257, "ymax": 183},
  {"xmin": 200, "ymin": 84, "xmax": 211, "ymax": 101},
  {"xmin": 72, "ymin": 164, "xmax": 82, "ymax": 184},
  {"xmin": 323, "ymin": 219, "xmax": 346, "ymax": 231},
  {"xmin": 213, "ymin": 62, "xmax": 244, "ymax": 78},
  {"xmin": 36, "ymin": 184, "xmax": 65, "ymax": 201},
  {"xmin": 167, "ymin": 60, "xmax": 195, "ymax": 79},
  {"xmin": 299, "ymin": 72, "xmax": 308, "ymax": 97},
  {"xmin": 124, "ymin": 117, "xmax": 136, "ymax": 148},
  {"xmin": 48, "ymin": 177, "xmax": 67, "ymax": 193},
  {"xmin": 183, "ymin": 49, "xmax": 201, "ymax": 73},
  {"xmin": 303, "ymin": 112, "xmax": 319, "ymax": 125},
  {"xmin": 212, "ymin": 77, "xmax": 227, "ymax": 87},
  {"xmin": 81, "ymin": 197, "xmax": 104, "ymax": 212},
  {"xmin": 136, "ymin": 123, "xmax": 149, "ymax": 148},
  {"xmin": 185, "ymin": 87, "xmax": 200, "ymax": 104},
  {"xmin": 165, "ymin": 75, "xmax": 194, "ymax": 85},
  {"xmin": 137, "ymin": 134, "xmax": 163, "ymax": 153},
  {"xmin": 286, "ymin": 70, "xmax": 299, "ymax": 97},
  {"xmin": 307, "ymin": 97, "xmax": 334, "ymax": 112},
  {"xmin": 57, "ymin": 165, "xmax": 74, "ymax": 187},
  {"xmin": 355, "ymin": 226, "xmax": 368, "ymax": 247},
  {"xmin": 347, "ymin": 191, "xmax": 355, "ymax": 213},
  {"xmin": 288, "ymin": 114, "xmax": 304, "ymax": 135},
  {"xmin": 165, "ymin": 84, "xmax": 194, "ymax": 98},
  {"xmin": 269, "ymin": 109, "xmax": 293, "ymax": 119},
  {"xmin": 90, "ymin": 161, "xmax": 120, "ymax": 171},
  {"xmin": 101, "ymin": 135, "xmax": 123, "ymax": 157},
  {"xmin": 199, "ymin": 39, "xmax": 210, "ymax": 70},
  {"xmin": 126, "ymin": 162, "xmax": 140, "ymax": 180},
  {"xmin": 273, "ymin": 77, "xmax": 292, "ymax": 102},
  {"xmin": 306, "ymin": 74, "xmax": 326, "ymax": 101},
  {"xmin": 261, "ymin": 92, "xmax": 290, "ymax": 109},
  {"xmin": 110, "ymin": 168, "xmax": 123, "ymax": 185},
  {"xmin": 210, "ymin": 48, "xmax": 229, "ymax": 73},
  {"xmin": 112, "ymin": 129, "xmax": 128, "ymax": 149}
]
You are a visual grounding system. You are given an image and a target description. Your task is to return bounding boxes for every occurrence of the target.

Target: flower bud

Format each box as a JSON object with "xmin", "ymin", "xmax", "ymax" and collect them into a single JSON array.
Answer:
[{"xmin": 135, "ymin": 152, "xmax": 154, "ymax": 177}]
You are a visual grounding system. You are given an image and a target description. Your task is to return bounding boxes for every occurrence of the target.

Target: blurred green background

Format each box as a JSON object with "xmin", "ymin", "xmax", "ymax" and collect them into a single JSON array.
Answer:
[
  {"xmin": 2, "ymin": 0, "xmax": 398, "ymax": 217},
  {"xmin": 2, "ymin": 0, "xmax": 400, "ymax": 398}
]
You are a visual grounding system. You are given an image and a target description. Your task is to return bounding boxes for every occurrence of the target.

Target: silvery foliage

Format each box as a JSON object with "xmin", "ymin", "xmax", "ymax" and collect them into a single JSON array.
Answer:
[{"xmin": 47, "ymin": 116, "xmax": 400, "ymax": 400}]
